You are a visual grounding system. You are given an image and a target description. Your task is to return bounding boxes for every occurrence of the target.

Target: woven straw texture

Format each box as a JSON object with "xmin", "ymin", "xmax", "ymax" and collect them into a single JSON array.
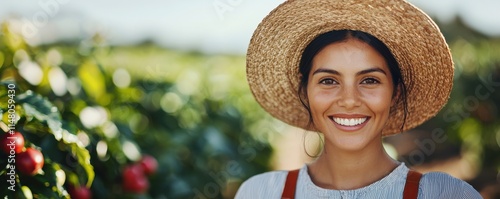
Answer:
[{"xmin": 246, "ymin": 0, "xmax": 454, "ymax": 136}]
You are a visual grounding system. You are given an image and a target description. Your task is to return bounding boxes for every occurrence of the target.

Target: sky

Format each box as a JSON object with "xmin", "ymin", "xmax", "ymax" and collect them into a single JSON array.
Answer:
[{"xmin": 0, "ymin": 0, "xmax": 499, "ymax": 55}]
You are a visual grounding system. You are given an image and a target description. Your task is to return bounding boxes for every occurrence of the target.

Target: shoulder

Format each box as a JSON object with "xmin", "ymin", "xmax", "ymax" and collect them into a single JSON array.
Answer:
[
  {"xmin": 234, "ymin": 170, "xmax": 289, "ymax": 199},
  {"xmin": 419, "ymin": 171, "xmax": 482, "ymax": 199}
]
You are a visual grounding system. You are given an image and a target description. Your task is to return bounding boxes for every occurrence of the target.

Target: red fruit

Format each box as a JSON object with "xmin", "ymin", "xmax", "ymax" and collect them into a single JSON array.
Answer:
[
  {"xmin": 139, "ymin": 155, "xmax": 158, "ymax": 175},
  {"xmin": 1, "ymin": 132, "xmax": 25, "ymax": 154},
  {"xmin": 68, "ymin": 185, "xmax": 92, "ymax": 199},
  {"xmin": 16, "ymin": 148, "xmax": 44, "ymax": 175},
  {"xmin": 122, "ymin": 164, "xmax": 149, "ymax": 193}
]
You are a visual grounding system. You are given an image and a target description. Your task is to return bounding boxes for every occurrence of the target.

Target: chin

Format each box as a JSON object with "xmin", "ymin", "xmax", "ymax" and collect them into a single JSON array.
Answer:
[{"xmin": 323, "ymin": 128, "xmax": 382, "ymax": 152}]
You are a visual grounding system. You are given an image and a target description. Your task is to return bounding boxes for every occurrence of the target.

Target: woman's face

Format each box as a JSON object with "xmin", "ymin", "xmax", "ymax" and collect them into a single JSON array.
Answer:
[{"xmin": 307, "ymin": 38, "xmax": 394, "ymax": 152}]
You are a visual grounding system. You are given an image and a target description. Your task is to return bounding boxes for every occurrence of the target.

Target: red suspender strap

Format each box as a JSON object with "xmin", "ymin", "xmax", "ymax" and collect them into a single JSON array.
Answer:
[
  {"xmin": 281, "ymin": 169, "xmax": 300, "ymax": 199},
  {"xmin": 403, "ymin": 170, "xmax": 422, "ymax": 199},
  {"xmin": 281, "ymin": 169, "xmax": 421, "ymax": 199}
]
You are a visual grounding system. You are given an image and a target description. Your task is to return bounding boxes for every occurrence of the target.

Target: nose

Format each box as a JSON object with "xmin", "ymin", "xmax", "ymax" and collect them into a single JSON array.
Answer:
[{"xmin": 337, "ymin": 86, "xmax": 361, "ymax": 109}]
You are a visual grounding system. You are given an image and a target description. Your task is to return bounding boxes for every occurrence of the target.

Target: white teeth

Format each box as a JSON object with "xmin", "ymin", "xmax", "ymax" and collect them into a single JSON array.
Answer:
[{"xmin": 332, "ymin": 117, "xmax": 367, "ymax": 126}]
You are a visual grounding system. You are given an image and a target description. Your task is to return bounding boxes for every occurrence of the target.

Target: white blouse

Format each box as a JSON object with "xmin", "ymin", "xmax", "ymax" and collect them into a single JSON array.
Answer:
[{"xmin": 235, "ymin": 163, "xmax": 482, "ymax": 199}]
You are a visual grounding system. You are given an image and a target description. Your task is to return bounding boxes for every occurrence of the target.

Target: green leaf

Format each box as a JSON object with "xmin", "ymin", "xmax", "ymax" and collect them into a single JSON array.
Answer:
[
  {"xmin": 66, "ymin": 138, "xmax": 95, "ymax": 187},
  {"xmin": 30, "ymin": 161, "xmax": 67, "ymax": 198},
  {"xmin": 78, "ymin": 60, "xmax": 106, "ymax": 102},
  {"xmin": 17, "ymin": 91, "xmax": 64, "ymax": 140}
]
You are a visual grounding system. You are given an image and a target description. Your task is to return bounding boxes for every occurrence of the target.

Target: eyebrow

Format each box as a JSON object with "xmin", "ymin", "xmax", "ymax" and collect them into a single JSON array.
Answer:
[{"xmin": 312, "ymin": 67, "xmax": 387, "ymax": 76}]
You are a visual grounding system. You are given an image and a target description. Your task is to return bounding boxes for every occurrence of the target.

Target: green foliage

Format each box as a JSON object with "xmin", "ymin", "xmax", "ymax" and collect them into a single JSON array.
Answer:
[
  {"xmin": 399, "ymin": 20, "xmax": 500, "ymax": 191},
  {"xmin": 0, "ymin": 82, "xmax": 93, "ymax": 198},
  {"xmin": 0, "ymin": 20, "xmax": 273, "ymax": 199}
]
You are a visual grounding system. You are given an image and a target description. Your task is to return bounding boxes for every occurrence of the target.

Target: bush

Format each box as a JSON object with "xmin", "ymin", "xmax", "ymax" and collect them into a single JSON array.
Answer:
[{"xmin": 0, "ymin": 20, "xmax": 273, "ymax": 199}]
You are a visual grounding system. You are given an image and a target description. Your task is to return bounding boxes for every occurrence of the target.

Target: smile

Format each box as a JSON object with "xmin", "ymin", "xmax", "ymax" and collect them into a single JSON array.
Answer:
[{"xmin": 330, "ymin": 117, "xmax": 369, "ymax": 127}]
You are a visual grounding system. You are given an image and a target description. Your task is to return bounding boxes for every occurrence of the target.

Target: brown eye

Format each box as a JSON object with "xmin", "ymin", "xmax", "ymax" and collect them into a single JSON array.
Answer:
[
  {"xmin": 361, "ymin": 78, "xmax": 380, "ymax": 84},
  {"xmin": 319, "ymin": 78, "xmax": 337, "ymax": 85}
]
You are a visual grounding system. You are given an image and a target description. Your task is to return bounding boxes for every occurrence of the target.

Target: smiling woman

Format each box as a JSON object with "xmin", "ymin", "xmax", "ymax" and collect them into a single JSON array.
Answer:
[
  {"xmin": 235, "ymin": 0, "xmax": 483, "ymax": 198},
  {"xmin": 298, "ymin": 30, "xmax": 405, "ymax": 136},
  {"xmin": 305, "ymin": 32, "xmax": 396, "ymax": 154}
]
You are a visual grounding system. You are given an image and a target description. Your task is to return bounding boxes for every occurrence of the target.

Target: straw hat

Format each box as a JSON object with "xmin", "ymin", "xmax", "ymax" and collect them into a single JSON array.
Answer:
[{"xmin": 246, "ymin": 0, "xmax": 454, "ymax": 136}]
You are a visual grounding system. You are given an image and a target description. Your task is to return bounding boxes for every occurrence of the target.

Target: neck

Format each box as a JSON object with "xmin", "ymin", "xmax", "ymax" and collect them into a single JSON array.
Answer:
[{"xmin": 308, "ymin": 141, "xmax": 399, "ymax": 190}]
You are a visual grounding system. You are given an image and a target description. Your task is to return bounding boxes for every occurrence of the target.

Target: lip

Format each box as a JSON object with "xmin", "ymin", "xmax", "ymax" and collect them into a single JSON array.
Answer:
[{"xmin": 328, "ymin": 114, "xmax": 371, "ymax": 132}]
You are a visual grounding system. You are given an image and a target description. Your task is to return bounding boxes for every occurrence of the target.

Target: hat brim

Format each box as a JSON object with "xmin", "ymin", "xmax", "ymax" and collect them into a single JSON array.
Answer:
[{"xmin": 246, "ymin": 0, "xmax": 454, "ymax": 136}]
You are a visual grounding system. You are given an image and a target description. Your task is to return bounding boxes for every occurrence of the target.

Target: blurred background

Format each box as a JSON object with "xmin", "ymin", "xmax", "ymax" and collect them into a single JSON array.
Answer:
[{"xmin": 0, "ymin": 0, "xmax": 499, "ymax": 198}]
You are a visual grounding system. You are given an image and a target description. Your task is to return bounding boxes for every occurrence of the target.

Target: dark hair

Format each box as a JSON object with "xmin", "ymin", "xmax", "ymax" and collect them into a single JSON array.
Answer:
[{"xmin": 298, "ymin": 30, "xmax": 409, "ymax": 131}]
